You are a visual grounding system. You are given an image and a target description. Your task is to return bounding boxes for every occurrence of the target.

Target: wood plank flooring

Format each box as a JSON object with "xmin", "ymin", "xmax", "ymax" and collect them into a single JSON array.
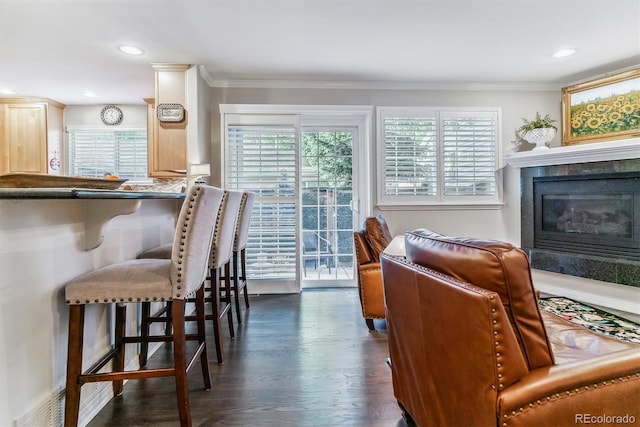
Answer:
[{"xmin": 88, "ymin": 288, "xmax": 406, "ymax": 427}]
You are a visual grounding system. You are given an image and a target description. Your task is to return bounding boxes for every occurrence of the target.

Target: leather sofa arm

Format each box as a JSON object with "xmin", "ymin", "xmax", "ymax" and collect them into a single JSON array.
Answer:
[
  {"xmin": 498, "ymin": 349, "xmax": 640, "ymax": 426},
  {"xmin": 357, "ymin": 262, "xmax": 385, "ymax": 319},
  {"xmin": 358, "ymin": 262, "xmax": 382, "ymax": 285},
  {"xmin": 359, "ymin": 261, "xmax": 381, "ymax": 271}
]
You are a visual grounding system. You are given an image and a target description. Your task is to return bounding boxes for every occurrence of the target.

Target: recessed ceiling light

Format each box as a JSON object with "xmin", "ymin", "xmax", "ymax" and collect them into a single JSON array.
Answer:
[
  {"xmin": 82, "ymin": 91, "xmax": 98, "ymax": 98},
  {"xmin": 553, "ymin": 49, "xmax": 576, "ymax": 58},
  {"xmin": 118, "ymin": 45, "xmax": 144, "ymax": 56},
  {"xmin": 0, "ymin": 88, "xmax": 16, "ymax": 95}
]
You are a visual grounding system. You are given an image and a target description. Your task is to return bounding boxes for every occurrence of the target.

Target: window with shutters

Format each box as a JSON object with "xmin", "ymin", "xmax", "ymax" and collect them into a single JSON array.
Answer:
[
  {"xmin": 377, "ymin": 107, "xmax": 501, "ymax": 207},
  {"xmin": 222, "ymin": 105, "xmax": 372, "ymax": 292},
  {"xmin": 68, "ymin": 129, "xmax": 149, "ymax": 180},
  {"xmin": 224, "ymin": 115, "xmax": 298, "ymax": 282}
]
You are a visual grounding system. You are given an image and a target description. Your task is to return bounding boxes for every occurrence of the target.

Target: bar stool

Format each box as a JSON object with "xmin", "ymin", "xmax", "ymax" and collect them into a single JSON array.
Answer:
[
  {"xmin": 138, "ymin": 189, "xmax": 243, "ymax": 364},
  {"xmin": 229, "ymin": 191, "xmax": 256, "ymax": 323},
  {"xmin": 63, "ymin": 185, "xmax": 224, "ymax": 427},
  {"xmin": 207, "ymin": 189, "xmax": 243, "ymax": 362}
]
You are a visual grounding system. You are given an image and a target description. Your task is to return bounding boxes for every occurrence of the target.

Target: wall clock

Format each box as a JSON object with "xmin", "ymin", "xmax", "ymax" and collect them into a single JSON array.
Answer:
[{"xmin": 100, "ymin": 105, "xmax": 123, "ymax": 126}]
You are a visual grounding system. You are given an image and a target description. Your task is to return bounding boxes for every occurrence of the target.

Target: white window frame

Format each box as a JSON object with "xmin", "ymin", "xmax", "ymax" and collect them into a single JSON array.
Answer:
[{"xmin": 376, "ymin": 106, "xmax": 503, "ymax": 210}]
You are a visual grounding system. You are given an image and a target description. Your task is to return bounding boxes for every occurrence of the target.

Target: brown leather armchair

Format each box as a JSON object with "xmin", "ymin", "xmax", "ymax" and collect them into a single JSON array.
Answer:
[
  {"xmin": 353, "ymin": 215, "xmax": 393, "ymax": 330},
  {"xmin": 381, "ymin": 229, "xmax": 640, "ymax": 427}
]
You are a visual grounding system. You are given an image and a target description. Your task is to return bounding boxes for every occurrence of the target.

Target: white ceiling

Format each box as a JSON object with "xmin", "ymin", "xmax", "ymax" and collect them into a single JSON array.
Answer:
[{"xmin": 1, "ymin": 0, "xmax": 639, "ymax": 106}]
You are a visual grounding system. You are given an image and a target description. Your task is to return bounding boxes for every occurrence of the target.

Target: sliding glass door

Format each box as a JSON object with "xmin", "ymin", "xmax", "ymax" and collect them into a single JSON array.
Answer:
[
  {"xmin": 222, "ymin": 106, "xmax": 371, "ymax": 293},
  {"xmin": 300, "ymin": 128, "xmax": 356, "ymax": 288}
]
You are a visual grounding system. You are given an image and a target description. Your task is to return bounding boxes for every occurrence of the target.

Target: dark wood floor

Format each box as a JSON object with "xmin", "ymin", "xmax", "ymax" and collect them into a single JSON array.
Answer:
[{"xmin": 88, "ymin": 288, "xmax": 406, "ymax": 426}]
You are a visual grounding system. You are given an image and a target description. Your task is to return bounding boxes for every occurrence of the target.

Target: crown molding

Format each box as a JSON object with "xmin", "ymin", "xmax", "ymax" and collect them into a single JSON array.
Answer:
[
  {"xmin": 210, "ymin": 79, "xmax": 562, "ymax": 92},
  {"xmin": 197, "ymin": 67, "xmax": 562, "ymax": 91},
  {"xmin": 198, "ymin": 65, "xmax": 215, "ymax": 85}
]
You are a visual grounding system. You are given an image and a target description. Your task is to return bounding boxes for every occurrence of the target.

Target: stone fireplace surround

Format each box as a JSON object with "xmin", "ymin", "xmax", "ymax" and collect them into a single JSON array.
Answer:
[{"xmin": 505, "ymin": 138, "xmax": 640, "ymax": 312}]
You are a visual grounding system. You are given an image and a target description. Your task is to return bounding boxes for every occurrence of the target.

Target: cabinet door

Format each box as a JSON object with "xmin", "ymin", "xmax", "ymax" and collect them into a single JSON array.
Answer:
[
  {"xmin": 3, "ymin": 103, "xmax": 48, "ymax": 174},
  {"xmin": 146, "ymin": 98, "xmax": 187, "ymax": 177}
]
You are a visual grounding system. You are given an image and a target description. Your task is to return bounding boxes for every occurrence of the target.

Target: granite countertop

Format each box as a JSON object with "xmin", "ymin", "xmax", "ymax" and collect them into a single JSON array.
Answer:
[{"xmin": 0, "ymin": 188, "xmax": 186, "ymax": 199}]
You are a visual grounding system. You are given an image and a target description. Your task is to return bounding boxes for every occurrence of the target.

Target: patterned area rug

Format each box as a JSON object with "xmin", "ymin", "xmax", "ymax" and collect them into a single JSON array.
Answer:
[{"xmin": 539, "ymin": 297, "xmax": 640, "ymax": 344}]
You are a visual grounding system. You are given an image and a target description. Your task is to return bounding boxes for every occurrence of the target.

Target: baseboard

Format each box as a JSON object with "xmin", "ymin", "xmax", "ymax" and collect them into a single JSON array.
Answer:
[
  {"xmin": 13, "ymin": 390, "xmax": 64, "ymax": 427},
  {"xmin": 12, "ymin": 375, "xmax": 118, "ymax": 427},
  {"xmin": 14, "ymin": 346, "xmax": 162, "ymax": 427}
]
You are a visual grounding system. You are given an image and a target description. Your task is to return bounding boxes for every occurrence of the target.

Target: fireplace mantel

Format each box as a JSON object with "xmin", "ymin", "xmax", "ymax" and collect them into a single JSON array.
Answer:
[{"xmin": 504, "ymin": 137, "xmax": 640, "ymax": 168}]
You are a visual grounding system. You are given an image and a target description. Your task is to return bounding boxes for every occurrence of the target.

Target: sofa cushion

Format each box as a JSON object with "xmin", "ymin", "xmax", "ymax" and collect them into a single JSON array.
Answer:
[
  {"xmin": 542, "ymin": 311, "xmax": 639, "ymax": 364},
  {"xmin": 404, "ymin": 229, "xmax": 554, "ymax": 370},
  {"xmin": 364, "ymin": 215, "xmax": 393, "ymax": 262}
]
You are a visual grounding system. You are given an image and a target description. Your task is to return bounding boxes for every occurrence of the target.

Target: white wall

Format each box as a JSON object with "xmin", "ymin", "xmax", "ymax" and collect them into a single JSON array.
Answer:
[
  {"xmin": 64, "ymin": 105, "xmax": 147, "ymax": 130},
  {"xmin": 210, "ymin": 86, "xmax": 561, "ymax": 244},
  {"xmin": 47, "ymin": 104, "xmax": 64, "ymax": 175},
  {"xmin": 185, "ymin": 67, "xmax": 213, "ymax": 186},
  {"xmin": 186, "ymin": 66, "xmax": 212, "ymax": 167},
  {"xmin": 64, "ymin": 105, "xmax": 147, "ymax": 128}
]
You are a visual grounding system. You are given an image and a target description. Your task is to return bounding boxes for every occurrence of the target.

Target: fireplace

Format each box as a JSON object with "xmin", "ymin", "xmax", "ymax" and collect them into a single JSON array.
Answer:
[
  {"xmin": 533, "ymin": 172, "xmax": 639, "ymax": 261},
  {"xmin": 520, "ymin": 157, "xmax": 640, "ymax": 287}
]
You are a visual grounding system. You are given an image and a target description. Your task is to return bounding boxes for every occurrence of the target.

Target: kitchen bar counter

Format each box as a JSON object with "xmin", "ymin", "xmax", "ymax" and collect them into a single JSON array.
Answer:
[
  {"xmin": 0, "ymin": 188, "xmax": 184, "ymax": 250},
  {"xmin": 0, "ymin": 191, "xmax": 180, "ymax": 424},
  {"xmin": 0, "ymin": 188, "xmax": 186, "ymax": 199}
]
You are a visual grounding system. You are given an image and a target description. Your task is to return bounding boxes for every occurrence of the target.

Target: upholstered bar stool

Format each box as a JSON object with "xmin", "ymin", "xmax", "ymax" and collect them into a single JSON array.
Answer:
[
  {"xmin": 229, "ymin": 191, "xmax": 256, "ymax": 323},
  {"xmin": 138, "ymin": 189, "xmax": 243, "ymax": 364},
  {"xmin": 64, "ymin": 185, "xmax": 224, "ymax": 427},
  {"xmin": 207, "ymin": 189, "xmax": 243, "ymax": 361}
]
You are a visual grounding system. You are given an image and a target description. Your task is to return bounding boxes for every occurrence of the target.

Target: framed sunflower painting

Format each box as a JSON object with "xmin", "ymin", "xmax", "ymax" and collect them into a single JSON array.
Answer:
[{"xmin": 561, "ymin": 67, "xmax": 640, "ymax": 146}]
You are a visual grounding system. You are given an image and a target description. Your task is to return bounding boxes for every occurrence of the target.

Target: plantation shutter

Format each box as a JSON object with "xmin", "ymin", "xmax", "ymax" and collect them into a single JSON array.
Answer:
[
  {"xmin": 225, "ymin": 114, "xmax": 299, "ymax": 281},
  {"xmin": 442, "ymin": 111, "xmax": 497, "ymax": 196},
  {"xmin": 68, "ymin": 129, "xmax": 148, "ymax": 179},
  {"xmin": 381, "ymin": 111, "xmax": 437, "ymax": 198},
  {"xmin": 377, "ymin": 107, "xmax": 500, "ymax": 205}
]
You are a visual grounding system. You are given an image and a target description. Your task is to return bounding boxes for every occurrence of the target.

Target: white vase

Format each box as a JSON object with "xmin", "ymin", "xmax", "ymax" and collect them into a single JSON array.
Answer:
[{"xmin": 523, "ymin": 128, "xmax": 556, "ymax": 151}]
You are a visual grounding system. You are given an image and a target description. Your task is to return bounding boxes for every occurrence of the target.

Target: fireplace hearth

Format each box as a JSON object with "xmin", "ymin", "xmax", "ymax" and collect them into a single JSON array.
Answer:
[{"xmin": 520, "ymin": 158, "xmax": 640, "ymax": 287}]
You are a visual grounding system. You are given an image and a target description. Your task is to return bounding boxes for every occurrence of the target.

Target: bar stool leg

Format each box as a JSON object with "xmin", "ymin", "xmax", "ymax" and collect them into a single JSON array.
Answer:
[
  {"xmin": 232, "ymin": 251, "xmax": 242, "ymax": 324},
  {"xmin": 139, "ymin": 302, "xmax": 150, "ymax": 367},
  {"xmin": 113, "ymin": 304, "xmax": 126, "ymax": 395},
  {"xmin": 224, "ymin": 263, "xmax": 235, "ymax": 339},
  {"xmin": 171, "ymin": 299, "xmax": 192, "ymax": 427},
  {"xmin": 241, "ymin": 248, "xmax": 250, "ymax": 309},
  {"xmin": 210, "ymin": 268, "xmax": 224, "ymax": 364},
  {"xmin": 165, "ymin": 301, "xmax": 173, "ymax": 335},
  {"xmin": 195, "ymin": 287, "xmax": 212, "ymax": 389},
  {"xmin": 64, "ymin": 304, "xmax": 85, "ymax": 427}
]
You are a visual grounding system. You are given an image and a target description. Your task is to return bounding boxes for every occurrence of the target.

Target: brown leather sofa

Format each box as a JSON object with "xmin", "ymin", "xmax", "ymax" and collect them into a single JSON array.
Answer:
[
  {"xmin": 353, "ymin": 215, "xmax": 393, "ymax": 330},
  {"xmin": 380, "ymin": 229, "xmax": 640, "ymax": 427}
]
